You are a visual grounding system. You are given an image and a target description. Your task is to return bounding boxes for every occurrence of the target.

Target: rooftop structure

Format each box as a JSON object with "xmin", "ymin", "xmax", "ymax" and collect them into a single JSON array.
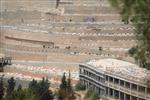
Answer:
[
  {"xmin": 0, "ymin": 53, "xmax": 12, "ymax": 72},
  {"xmin": 79, "ymin": 59, "xmax": 150, "ymax": 100},
  {"xmin": 87, "ymin": 59, "xmax": 149, "ymax": 83}
]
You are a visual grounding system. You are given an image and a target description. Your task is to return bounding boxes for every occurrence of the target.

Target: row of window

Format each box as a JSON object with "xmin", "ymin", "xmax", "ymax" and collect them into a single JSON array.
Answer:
[
  {"xmin": 80, "ymin": 68, "xmax": 105, "ymax": 83},
  {"xmin": 106, "ymin": 75, "xmax": 150, "ymax": 94},
  {"xmin": 106, "ymin": 88, "xmax": 146, "ymax": 100},
  {"xmin": 81, "ymin": 78, "xmax": 146, "ymax": 100},
  {"xmin": 80, "ymin": 67, "xmax": 150, "ymax": 95}
]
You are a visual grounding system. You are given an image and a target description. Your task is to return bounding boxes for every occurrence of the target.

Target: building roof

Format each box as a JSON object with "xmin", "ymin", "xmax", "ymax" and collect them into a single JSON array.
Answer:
[{"xmin": 86, "ymin": 58, "xmax": 150, "ymax": 83}]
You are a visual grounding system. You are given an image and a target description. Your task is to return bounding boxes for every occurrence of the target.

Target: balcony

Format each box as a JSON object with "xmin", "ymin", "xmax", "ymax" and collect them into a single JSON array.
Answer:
[{"xmin": 106, "ymin": 82, "xmax": 150, "ymax": 99}]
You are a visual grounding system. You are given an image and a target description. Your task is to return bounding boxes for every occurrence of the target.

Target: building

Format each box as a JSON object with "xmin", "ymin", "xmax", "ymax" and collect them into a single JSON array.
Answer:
[
  {"xmin": 79, "ymin": 58, "xmax": 150, "ymax": 100},
  {"xmin": 0, "ymin": 54, "xmax": 12, "ymax": 72}
]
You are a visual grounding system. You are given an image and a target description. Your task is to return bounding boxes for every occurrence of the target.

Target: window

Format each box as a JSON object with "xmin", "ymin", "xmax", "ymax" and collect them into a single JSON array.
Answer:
[
  {"xmin": 147, "ymin": 88, "xmax": 150, "ymax": 94},
  {"xmin": 106, "ymin": 75, "xmax": 108, "ymax": 81}
]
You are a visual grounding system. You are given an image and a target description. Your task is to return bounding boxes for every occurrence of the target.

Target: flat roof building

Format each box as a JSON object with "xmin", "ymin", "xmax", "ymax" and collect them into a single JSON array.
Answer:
[
  {"xmin": 79, "ymin": 58, "xmax": 150, "ymax": 100},
  {"xmin": 0, "ymin": 53, "xmax": 12, "ymax": 72}
]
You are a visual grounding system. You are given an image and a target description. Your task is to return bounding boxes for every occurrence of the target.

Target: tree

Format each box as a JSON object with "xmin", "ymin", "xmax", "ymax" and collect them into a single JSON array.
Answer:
[
  {"xmin": 0, "ymin": 77, "xmax": 4, "ymax": 100},
  {"xmin": 84, "ymin": 89, "xmax": 100, "ymax": 100},
  {"xmin": 58, "ymin": 72, "xmax": 67, "ymax": 100},
  {"xmin": 91, "ymin": 92, "xmax": 100, "ymax": 100},
  {"xmin": 5, "ymin": 77, "xmax": 16, "ymax": 100},
  {"xmin": 109, "ymin": 0, "xmax": 150, "ymax": 70},
  {"xmin": 75, "ymin": 81, "xmax": 86, "ymax": 91},
  {"xmin": 66, "ymin": 72, "xmax": 75, "ymax": 100},
  {"xmin": 17, "ymin": 84, "xmax": 22, "ymax": 91},
  {"xmin": 2, "ymin": 77, "xmax": 53, "ymax": 100},
  {"xmin": 58, "ymin": 72, "xmax": 75, "ymax": 100},
  {"xmin": 37, "ymin": 78, "xmax": 53, "ymax": 100},
  {"xmin": 29, "ymin": 78, "xmax": 54, "ymax": 100},
  {"xmin": 7, "ymin": 77, "xmax": 16, "ymax": 94},
  {"xmin": 67, "ymin": 72, "xmax": 72, "ymax": 92},
  {"xmin": 128, "ymin": 46, "xmax": 138, "ymax": 56},
  {"xmin": 60, "ymin": 73, "xmax": 67, "ymax": 90},
  {"xmin": 29, "ymin": 79, "xmax": 38, "ymax": 94},
  {"xmin": 40, "ymin": 90, "xmax": 54, "ymax": 100},
  {"xmin": 11, "ymin": 84, "xmax": 25, "ymax": 100}
]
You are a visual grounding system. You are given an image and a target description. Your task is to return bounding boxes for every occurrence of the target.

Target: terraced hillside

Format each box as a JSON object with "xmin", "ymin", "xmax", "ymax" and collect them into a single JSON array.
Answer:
[
  {"xmin": 0, "ymin": 0, "xmax": 137, "ymax": 86},
  {"xmin": 1, "ymin": 0, "xmax": 136, "ymax": 61}
]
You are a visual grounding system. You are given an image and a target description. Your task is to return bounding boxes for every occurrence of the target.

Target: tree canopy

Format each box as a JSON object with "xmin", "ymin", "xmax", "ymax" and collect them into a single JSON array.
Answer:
[
  {"xmin": 29, "ymin": 78, "xmax": 54, "ymax": 100},
  {"xmin": 1, "ymin": 77, "xmax": 54, "ymax": 100},
  {"xmin": 0, "ymin": 77, "xmax": 4, "ymax": 99},
  {"xmin": 58, "ymin": 72, "xmax": 75, "ymax": 100},
  {"xmin": 84, "ymin": 88, "xmax": 100, "ymax": 100},
  {"xmin": 109, "ymin": 0, "xmax": 150, "ymax": 70}
]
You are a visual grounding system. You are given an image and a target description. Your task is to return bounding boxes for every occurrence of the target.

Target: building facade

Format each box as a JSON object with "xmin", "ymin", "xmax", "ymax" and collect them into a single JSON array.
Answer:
[
  {"xmin": 0, "ymin": 55, "xmax": 12, "ymax": 72},
  {"xmin": 79, "ymin": 59, "xmax": 150, "ymax": 100}
]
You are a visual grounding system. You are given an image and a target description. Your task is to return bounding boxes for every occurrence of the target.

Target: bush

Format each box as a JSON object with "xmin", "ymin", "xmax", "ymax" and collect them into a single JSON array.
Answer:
[
  {"xmin": 128, "ymin": 47, "xmax": 137, "ymax": 56},
  {"xmin": 84, "ymin": 89, "xmax": 100, "ymax": 100},
  {"xmin": 75, "ymin": 81, "xmax": 86, "ymax": 91}
]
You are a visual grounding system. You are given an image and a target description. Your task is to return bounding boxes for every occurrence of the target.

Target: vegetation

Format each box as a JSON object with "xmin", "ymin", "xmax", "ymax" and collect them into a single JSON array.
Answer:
[
  {"xmin": 146, "ymin": 80, "xmax": 150, "ymax": 88},
  {"xmin": 0, "ymin": 77, "xmax": 54, "ymax": 100},
  {"xmin": 28, "ymin": 78, "xmax": 54, "ymax": 100},
  {"xmin": 0, "ymin": 72, "xmax": 77, "ymax": 100},
  {"xmin": 5, "ymin": 77, "xmax": 16, "ymax": 100},
  {"xmin": 58, "ymin": 72, "xmax": 75, "ymax": 100},
  {"xmin": 6, "ymin": 88, "xmax": 34, "ymax": 100},
  {"xmin": 109, "ymin": 0, "xmax": 150, "ymax": 70},
  {"xmin": 75, "ymin": 81, "xmax": 86, "ymax": 91},
  {"xmin": 0, "ymin": 77, "xmax": 4, "ymax": 100},
  {"xmin": 84, "ymin": 89, "xmax": 100, "ymax": 100}
]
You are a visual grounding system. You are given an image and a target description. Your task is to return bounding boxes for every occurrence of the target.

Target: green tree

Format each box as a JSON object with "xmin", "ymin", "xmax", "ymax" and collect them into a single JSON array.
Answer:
[
  {"xmin": 109, "ymin": 0, "xmax": 150, "ymax": 70},
  {"xmin": 66, "ymin": 72, "xmax": 75, "ymax": 100},
  {"xmin": 58, "ymin": 72, "xmax": 75, "ymax": 100},
  {"xmin": 29, "ymin": 79, "xmax": 38, "ymax": 94},
  {"xmin": 128, "ymin": 47, "xmax": 138, "ymax": 56},
  {"xmin": 40, "ymin": 90, "xmax": 54, "ymax": 100},
  {"xmin": 91, "ymin": 92, "xmax": 100, "ymax": 100},
  {"xmin": 84, "ymin": 89, "xmax": 100, "ymax": 100},
  {"xmin": 5, "ymin": 77, "xmax": 16, "ymax": 100},
  {"xmin": 29, "ymin": 78, "xmax": 54, "ymax": 100},
  {"xmin": 7, "ymin": 77, "xmax": 16, "ymax": 94},
  {"xmin": 2, "ymin": 77, "xmax": 53, "ymax": 100},
  {"xmin": 75, "ymin": 81, "xmax": 86, "ymax": 91},
  {"xmin": 37, "ymin": 78, "xmax": 53, "ymax": 100},
  {"xmin": 0, "ymin": 77, "xmax": 4, "ymax": 100},
  {"xmin": 11, "ymin": 84, "xmax": 26, "ymax": 100},
  {"xmin": 60, "ymin": 73, "xmax": 67, "ymax": 90},
  {"xmin": 58, "ymin": 72, "xmax": 67, "ymax": 100},
  {"xmin": 17, "ymin": 84, "xmax": 22, "ymax": 91}
]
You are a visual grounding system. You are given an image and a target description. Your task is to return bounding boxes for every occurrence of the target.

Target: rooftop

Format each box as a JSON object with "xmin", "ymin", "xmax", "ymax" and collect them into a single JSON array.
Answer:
[{"xmin": 86, "ymin": 58, "xmax": 150, "ymax": 83}]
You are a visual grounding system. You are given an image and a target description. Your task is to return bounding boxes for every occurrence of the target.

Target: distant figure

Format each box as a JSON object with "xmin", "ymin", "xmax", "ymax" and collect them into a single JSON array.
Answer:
[{"xmin": 56, "ymin": 0, "xmax": 60, "ymax": 8}]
